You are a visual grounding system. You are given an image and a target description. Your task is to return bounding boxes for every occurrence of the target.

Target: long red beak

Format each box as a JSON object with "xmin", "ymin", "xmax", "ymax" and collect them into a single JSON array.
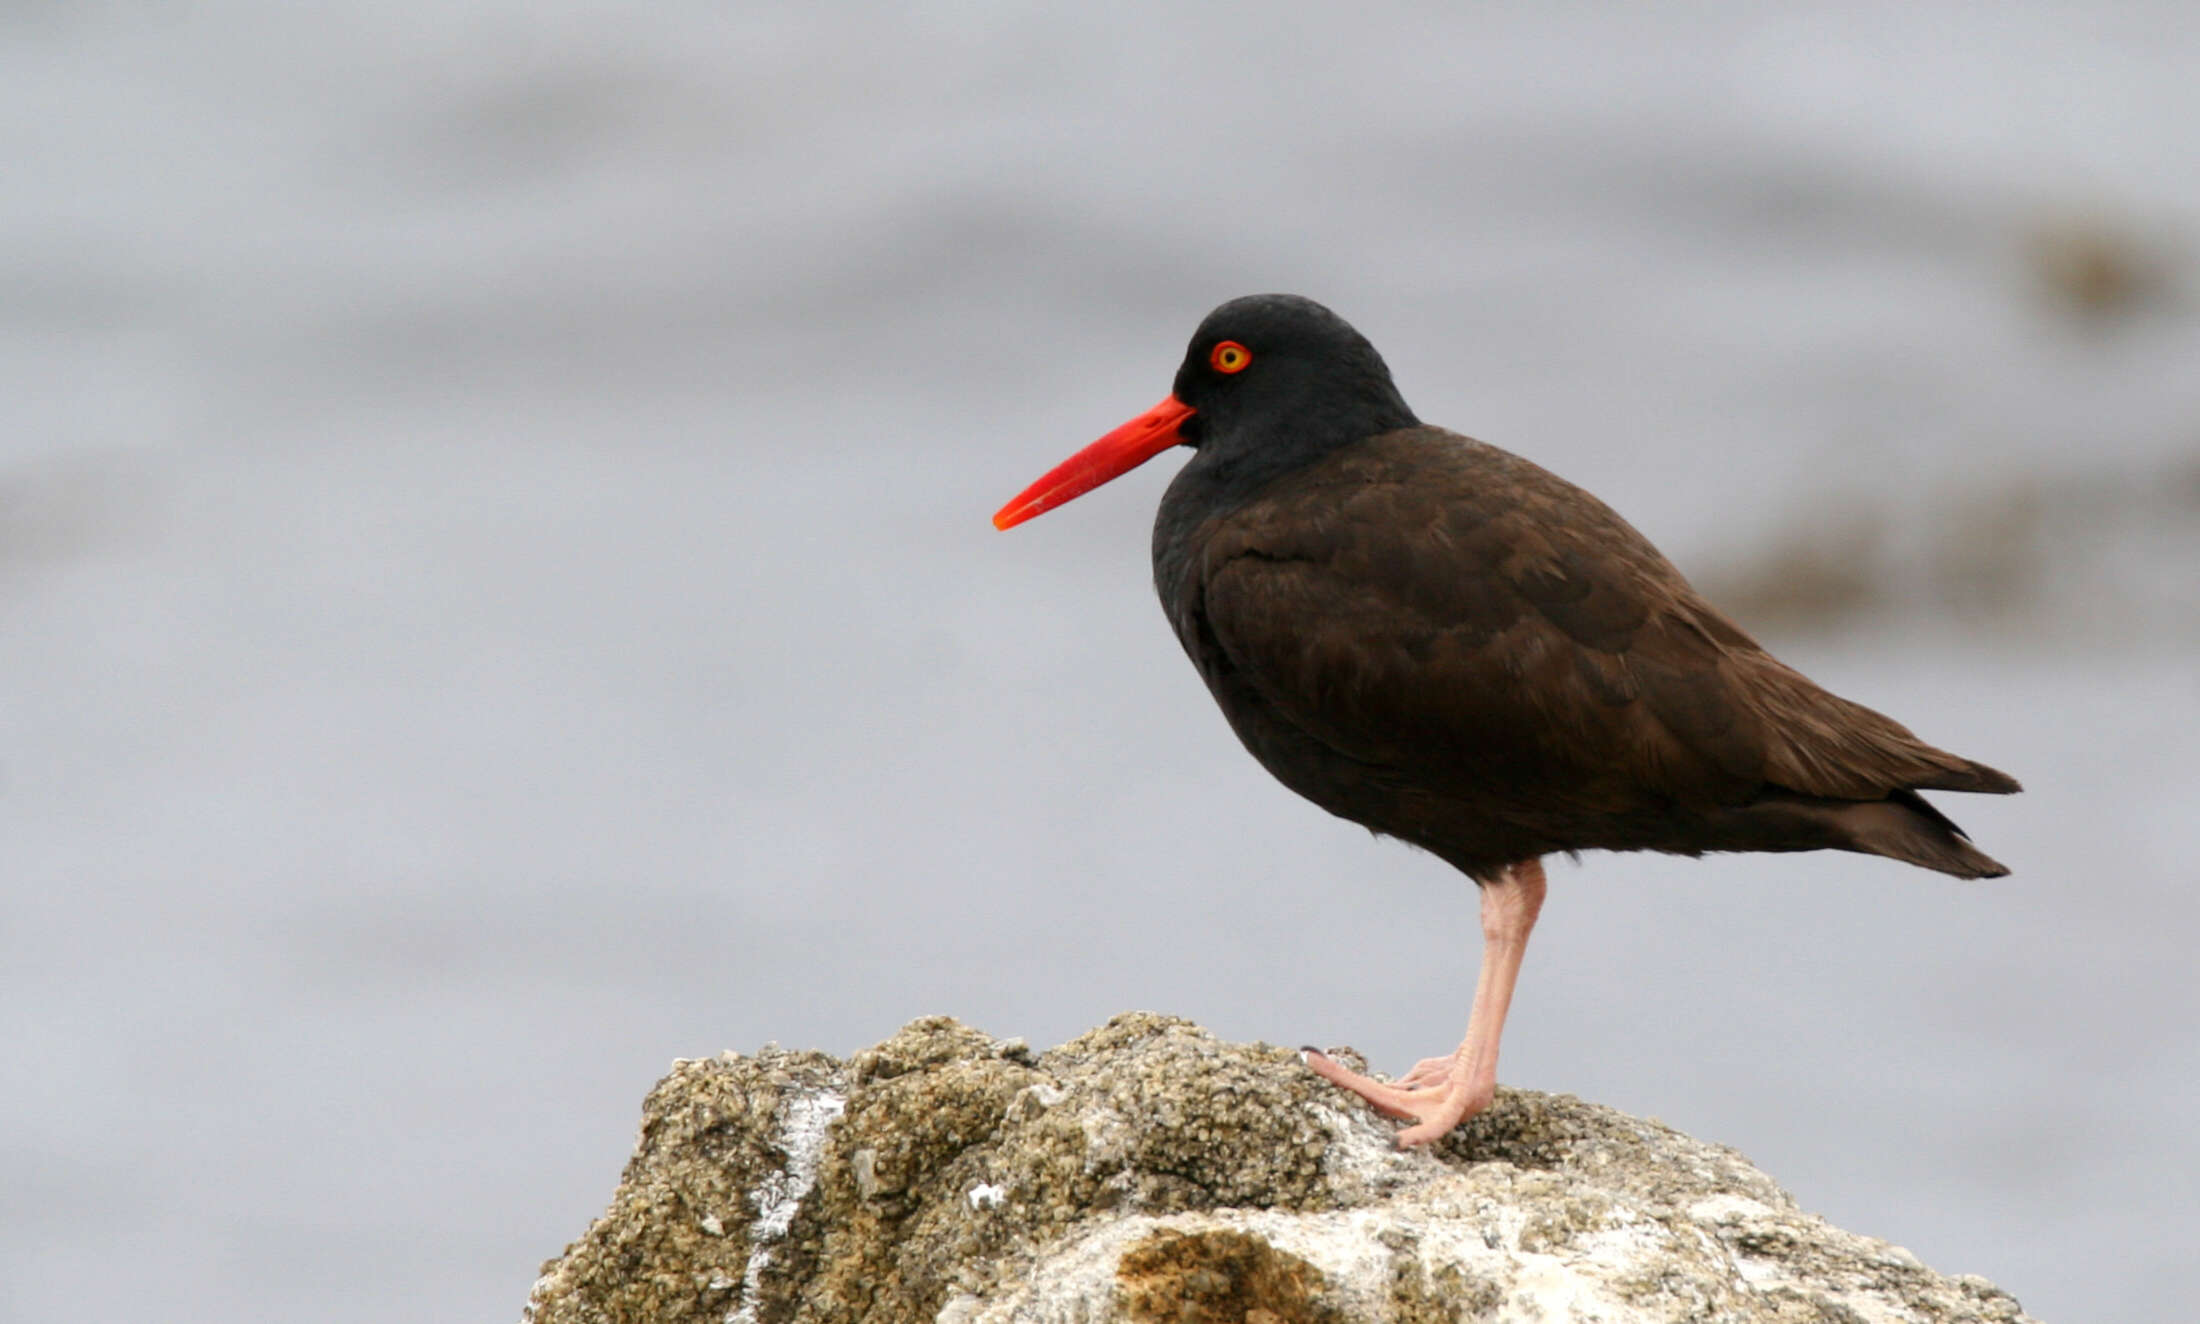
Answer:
[{"xmin": 993, "ymin": 396, "xmax": 1196, "ymax": 530}]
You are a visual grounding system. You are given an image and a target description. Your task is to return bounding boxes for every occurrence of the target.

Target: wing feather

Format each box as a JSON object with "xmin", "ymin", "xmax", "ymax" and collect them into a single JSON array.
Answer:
[{"xmin": 1183, "ymin": 429, "xmax": 2016, "ymax": 823}]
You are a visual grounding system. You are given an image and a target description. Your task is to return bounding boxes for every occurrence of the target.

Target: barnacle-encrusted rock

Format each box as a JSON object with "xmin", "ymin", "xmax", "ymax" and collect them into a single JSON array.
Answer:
[{"xmin": 522, "ymin": 1013, "xmax": 2034, "ymax": 1323}]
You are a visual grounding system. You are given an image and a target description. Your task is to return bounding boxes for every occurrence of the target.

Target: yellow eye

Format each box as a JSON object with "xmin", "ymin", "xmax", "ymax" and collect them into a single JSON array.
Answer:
[{"xmin": 1209, "ymin": 340, "xmax": 1252, "ymax": 374}]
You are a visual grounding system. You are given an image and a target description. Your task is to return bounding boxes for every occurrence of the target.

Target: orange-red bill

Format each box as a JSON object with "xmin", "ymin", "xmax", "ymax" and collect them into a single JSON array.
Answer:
[{"xmin": 993, "ymin": 396, "xmax": 1196, "ymax": 530}]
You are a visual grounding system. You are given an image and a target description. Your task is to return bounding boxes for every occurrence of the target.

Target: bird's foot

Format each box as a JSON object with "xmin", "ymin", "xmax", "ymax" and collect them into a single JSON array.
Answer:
[
  {"xmin": 1300, "ymin": 1048, "xmax": 1493, "ymax": 1148},
  {"xmin": 1394, "ymin": 1054, "xmax": 1457, "ymax": 1088}
]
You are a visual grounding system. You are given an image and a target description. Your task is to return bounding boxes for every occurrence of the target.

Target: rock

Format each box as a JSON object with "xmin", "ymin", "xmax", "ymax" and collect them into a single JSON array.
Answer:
[{"xmin": 521, "ymin": 1014, "xmax": 2035, "ymax": 1324}]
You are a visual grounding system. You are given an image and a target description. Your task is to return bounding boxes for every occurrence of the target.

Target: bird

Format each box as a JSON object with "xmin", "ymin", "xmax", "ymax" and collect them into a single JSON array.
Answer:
[{"xmin": 992, "ymin": 293, "xmax": 2019, "ymax": 1147}]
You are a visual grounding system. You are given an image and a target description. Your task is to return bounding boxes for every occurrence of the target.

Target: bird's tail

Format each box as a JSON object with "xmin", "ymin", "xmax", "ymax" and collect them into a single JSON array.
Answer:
[{"xmin": 1829, "ymin": 790, "xmax": 2010, "ymax": 879}]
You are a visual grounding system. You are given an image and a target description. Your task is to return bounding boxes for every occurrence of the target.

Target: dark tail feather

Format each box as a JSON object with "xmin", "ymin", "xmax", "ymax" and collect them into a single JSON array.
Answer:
[{"xmin": 1837, "ymin": 790, "xmax": 2010, "ymax": 879}]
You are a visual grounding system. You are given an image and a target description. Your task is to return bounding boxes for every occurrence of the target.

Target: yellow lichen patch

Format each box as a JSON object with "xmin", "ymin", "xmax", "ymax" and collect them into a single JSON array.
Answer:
[{"xmin": 1115, "ymin": 1228, "xmax": 1339, "ymax": 1324}]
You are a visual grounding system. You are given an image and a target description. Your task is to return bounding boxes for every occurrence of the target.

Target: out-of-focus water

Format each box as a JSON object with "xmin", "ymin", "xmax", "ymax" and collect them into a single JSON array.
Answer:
[{"xmin": 4, "ymin": 5, "xmax": 2197, "ymax": 1321}]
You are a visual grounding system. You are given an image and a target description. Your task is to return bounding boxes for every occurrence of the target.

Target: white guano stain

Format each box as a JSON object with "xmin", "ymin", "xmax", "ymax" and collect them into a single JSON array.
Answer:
[{"xmin": 727, "ymin": 1085, "xmax": 845, "ymax": 1324}]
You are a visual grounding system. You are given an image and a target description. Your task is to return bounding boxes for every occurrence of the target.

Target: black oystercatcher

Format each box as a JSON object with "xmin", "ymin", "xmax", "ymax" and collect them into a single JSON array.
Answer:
[{"xmin": 993, "ymin": 294, "xmax": 2019, "ymax": 1147}]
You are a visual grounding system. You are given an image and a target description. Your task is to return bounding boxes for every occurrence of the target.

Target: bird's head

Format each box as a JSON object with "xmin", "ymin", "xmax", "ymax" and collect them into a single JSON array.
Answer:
[{"xmin": 993, "ymin": 294, "xmax": 1417, "ymax": 530}]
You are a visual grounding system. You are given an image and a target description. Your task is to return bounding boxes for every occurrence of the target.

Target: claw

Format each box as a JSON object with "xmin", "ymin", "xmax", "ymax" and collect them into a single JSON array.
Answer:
[
  {"xmin": 1395, "ymin": 1055, "xmax": 1456, "ymax": 1088},
  {"xmin": 1302, "ymin": 1048, "xmax": 1445, "ymax": 1124}
]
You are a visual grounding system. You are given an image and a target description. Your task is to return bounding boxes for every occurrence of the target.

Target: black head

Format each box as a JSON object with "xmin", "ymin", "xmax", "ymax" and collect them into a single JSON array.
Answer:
[
  {"xmin": 992, "ymin": 294, "xmax": 1419, "ymax": 532},
  {"xmin": 1170, "ymin": 294, "xmax": 1418, "ymax": 463}
]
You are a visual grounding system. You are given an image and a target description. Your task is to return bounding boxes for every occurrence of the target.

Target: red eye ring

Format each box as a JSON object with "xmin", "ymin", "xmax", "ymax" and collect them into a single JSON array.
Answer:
[{"xmin": 1209, "ymin": 340, "xmax": 1252, "ymax": 374}]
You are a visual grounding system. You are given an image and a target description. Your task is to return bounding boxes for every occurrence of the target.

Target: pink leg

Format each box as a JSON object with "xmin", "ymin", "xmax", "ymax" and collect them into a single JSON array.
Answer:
[{"xmin": 1304, "ymin": 857, "xmax": 1547, "ymax": 1147}]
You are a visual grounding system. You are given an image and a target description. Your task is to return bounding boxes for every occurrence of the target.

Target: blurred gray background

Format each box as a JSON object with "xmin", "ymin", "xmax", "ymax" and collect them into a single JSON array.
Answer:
[{"xmin": 4, "ymin": 3, "xmax": 2197, "ymax": 1321}]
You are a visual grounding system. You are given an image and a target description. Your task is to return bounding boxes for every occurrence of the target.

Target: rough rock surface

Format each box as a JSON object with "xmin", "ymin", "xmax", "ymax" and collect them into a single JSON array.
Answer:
[{"xmin": 522, "ymin": 1014, "xmax": 2035, "ymax": 1324}]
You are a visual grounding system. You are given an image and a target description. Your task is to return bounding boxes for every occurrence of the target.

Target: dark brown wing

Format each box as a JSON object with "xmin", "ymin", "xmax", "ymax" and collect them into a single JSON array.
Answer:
[{"xmin": 1184, "ymin": 428, "xmax": 2016, "ymax": 835}]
